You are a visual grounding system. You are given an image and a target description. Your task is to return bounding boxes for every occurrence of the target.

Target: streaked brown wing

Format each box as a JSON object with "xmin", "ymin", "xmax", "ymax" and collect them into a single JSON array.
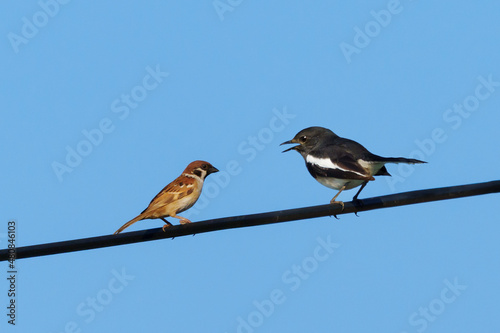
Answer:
[{"xmin": 142, "ymin": 175, "xmax": 196, "ymax": 213}]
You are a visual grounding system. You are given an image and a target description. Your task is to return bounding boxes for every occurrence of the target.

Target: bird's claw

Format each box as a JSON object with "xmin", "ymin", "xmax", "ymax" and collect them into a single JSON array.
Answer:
[
  {"xmin": 352, "ymin": 199, "xmax": 364, "ymax": 217},
  {"xmin": 330, "ymin": 200, "xmax": 345, "ymax": 211},
  {"xmin": 329, "ymin": 200, "xmax": 344, "ymax": 219}
]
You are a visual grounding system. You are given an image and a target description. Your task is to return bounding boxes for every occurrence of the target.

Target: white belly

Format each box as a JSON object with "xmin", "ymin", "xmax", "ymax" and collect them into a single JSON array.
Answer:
[{"xmin": 315, "ymin": 177, "xmax": 366, "ymax": 190}]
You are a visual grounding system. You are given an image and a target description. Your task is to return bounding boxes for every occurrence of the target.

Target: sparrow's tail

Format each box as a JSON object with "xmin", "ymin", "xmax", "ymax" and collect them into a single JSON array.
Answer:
[
  {"xmin": 113, "ymin": 214, "xmax": 145, "ymax": 234},
  {"xmin": 378, "ymin": 157, "xmax": 427, "ymax": 164}
]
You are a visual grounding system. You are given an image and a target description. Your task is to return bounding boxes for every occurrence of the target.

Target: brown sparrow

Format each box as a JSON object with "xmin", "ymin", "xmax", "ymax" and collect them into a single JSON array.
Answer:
[{"xmin": 114, "ymin": 160, "xmax": 219, "ymax": 234}]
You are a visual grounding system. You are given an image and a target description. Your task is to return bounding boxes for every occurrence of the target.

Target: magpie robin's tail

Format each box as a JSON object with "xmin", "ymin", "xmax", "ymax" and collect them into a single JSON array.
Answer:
[{"xmin": 377, "ymin": 157, "xmax": 426, "ymax": 164}]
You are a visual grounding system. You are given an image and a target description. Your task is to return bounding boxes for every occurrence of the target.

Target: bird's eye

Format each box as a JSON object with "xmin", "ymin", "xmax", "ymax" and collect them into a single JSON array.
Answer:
[
  {"xmin": 201, "ymin": 164, "xmax": 208, "ymax": 170},
  {"xmin": 299, "ymin": 135, "xmax": 307, "ymax": 143}
]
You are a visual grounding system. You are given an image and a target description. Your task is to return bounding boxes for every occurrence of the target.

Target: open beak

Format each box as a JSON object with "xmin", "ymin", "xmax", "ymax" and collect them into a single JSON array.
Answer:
[{"xmin": 280, "ymin": 140, "xmax": 299, "ymax": 153}]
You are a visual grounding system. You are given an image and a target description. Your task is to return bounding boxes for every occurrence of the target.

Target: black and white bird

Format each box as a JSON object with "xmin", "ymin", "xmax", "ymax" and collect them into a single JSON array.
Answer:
[{"xmin": 281, "ymin": 126, "xmax": 426, "ymax": 208}]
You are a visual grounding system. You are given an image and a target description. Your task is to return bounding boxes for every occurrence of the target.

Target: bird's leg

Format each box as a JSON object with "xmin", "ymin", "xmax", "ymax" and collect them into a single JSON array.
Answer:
[
  {"xmin": 161, "ymin": 217, "xmax": 173, "ymax": 225},
  {"xmin": 161, "ymin": 218, "xmax": 173, "ymax": 232},
  {"xmin": 171, "ymin": 214, "xmax": 196, "ymax": 236},
  {"xmin": 171, "ymin": 214, "xmax": 192, "ymax": 225},
  {"xmin": 352, "ymin": 181, "xmax": 368, "ymax": 216},
  {"xmin": 330, "ymin": 185, "xmax": 347, "ymax": 212},
  {"xmin": 352, "ymin": 181, "xmax": 368, "ymax": 201}
]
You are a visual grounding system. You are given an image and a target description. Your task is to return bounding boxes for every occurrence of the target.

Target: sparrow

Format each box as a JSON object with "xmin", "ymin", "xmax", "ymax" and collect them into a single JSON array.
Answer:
[
  {"xmin": 281, "ymin": 126, "xmax": 426, "ymax": 208},
  {"xmin": 114, "ymin": 160, "xmax": 219, "ymax": 234}
]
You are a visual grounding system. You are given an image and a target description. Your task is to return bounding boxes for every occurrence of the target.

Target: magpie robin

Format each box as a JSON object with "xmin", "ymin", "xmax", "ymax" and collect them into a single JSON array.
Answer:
[{"xmin": 281, "ymin": 127, "xmax": 426, "ymax": 208}]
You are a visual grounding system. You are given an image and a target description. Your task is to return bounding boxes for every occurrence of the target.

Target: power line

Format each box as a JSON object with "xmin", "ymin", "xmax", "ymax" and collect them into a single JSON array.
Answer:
[{"xmin": 1, "ymin": 180, "xmax": 499, "ymax": 262}]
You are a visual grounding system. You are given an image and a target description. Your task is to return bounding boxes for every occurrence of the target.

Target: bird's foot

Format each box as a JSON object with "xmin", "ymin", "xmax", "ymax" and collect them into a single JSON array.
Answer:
[
  {"xmin": 180, "ymin": 219, "xmax": 195, "ymax": 236},
  {"xmin": 160, "ymin": 218, "xmax": 173, "ymax": 230},
  {"xmin": 352, "ymin": 199, "xmax": 364, "ymax": 217},
  {"xmin": 330, "ymin": 200, "xmax": 344, "ymax": 211},
  {"xmin": 329, "ymin": 200, "xmax": 344, "ymax": 219}
]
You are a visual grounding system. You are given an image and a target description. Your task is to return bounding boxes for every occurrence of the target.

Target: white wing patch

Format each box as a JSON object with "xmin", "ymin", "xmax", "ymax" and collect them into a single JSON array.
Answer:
[{"xmin": 306, "ymin": 155, "xmax": 367, "ymax": 178}]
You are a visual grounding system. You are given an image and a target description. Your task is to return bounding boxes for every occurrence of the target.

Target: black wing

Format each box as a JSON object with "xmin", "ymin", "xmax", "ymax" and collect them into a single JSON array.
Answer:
[{"xmin": 306, "ymin": 144, "xmax": 374, "ymax": 181}]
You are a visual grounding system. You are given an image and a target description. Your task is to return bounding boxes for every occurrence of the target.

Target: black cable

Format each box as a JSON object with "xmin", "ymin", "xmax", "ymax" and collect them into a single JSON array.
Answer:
[{"xmin": 1, "ymin": 180, "xmax": 499, "ymax": 262}]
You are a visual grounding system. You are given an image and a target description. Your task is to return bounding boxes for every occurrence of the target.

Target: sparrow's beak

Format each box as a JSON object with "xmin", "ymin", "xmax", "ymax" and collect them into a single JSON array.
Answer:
[
  {"xmin": 280, "ymin": 140, "xmax": 299, "ymax": 153},
  {"xmin": 209, "ymin": 166, "xmax": 219, "ymax": 174}
]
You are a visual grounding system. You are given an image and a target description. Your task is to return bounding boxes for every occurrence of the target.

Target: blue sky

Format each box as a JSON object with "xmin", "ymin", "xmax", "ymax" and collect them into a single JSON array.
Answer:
[{"xmin": 1, "ymin": 1, "xmax": 499, "ymax": 332}]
